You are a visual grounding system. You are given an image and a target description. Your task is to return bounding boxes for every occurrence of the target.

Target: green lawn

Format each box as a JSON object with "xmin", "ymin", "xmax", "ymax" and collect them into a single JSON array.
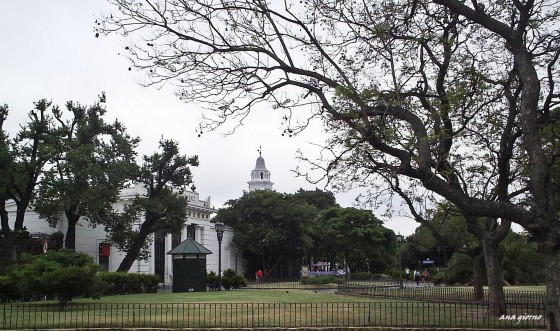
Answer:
[
  {"xmin": 74, "ymin": 289, "xmax": 376, "ymax": 304},
  {"xmin": 76, "ymin": 285, "xmax": 546, "ymax": 304}
]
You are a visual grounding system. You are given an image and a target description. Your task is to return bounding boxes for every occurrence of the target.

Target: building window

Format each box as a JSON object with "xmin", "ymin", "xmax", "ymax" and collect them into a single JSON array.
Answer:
[
  {"xmin": 154, "ymin": 231, "xmax": 166, "ymax": 282},
  {"xmin": 187, "ymin": 224, "xmax": 195, "ymax": 240},
  {"xmin": 260, "ymin": 172, "xmax": 263, "ymax": 179}
]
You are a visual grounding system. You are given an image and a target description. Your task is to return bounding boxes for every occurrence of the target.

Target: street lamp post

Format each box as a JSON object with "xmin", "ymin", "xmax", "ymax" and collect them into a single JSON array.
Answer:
[
  {"xmin": 215, "ymin": 223, "xmax": 225, "ymax": 290},
  {"xmin": 396, "ymin": 233, "xmax": 403, "ymax": 289}
]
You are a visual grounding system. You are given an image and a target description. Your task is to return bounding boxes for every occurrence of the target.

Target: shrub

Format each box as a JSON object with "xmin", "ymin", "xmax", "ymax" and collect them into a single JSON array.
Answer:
[
  {"xmin": 433, "ymin": 272, "xmax": 446, "ymax": 286},
  {"xmin": 206, "ymin": 271, "xmax": 219, "ymax": 290},
  {"xmin": 221, "ymin": 269, "xmax": 248, "ymax": 290},
  {"xmin": 300, "ymin": 275, "xmax": 343, "ymax": 285},
  {"xmin": 388, "ymin": 268, "xmax": 407, "ymax": 280},
  {"xmin": 445, "ymin": 253, "xmax": 473, "ymax": 285},
  {"xmin": 350, "ymin": 272, "xmax": 371, "ymax": 280},
  {"xmin": 7, "ymin": 249, "xmax": 103, "ymax": 306},
  {"xmin": 371, "ymin": 273, "xmax": 383, "ymax": 280},
  {"xmin": 97, "ymin": 272, "xmax": 159, "ymax": 295},
  {"xmin": 0, "ymin": 274, "xmax": 19, "ymax": 302}
]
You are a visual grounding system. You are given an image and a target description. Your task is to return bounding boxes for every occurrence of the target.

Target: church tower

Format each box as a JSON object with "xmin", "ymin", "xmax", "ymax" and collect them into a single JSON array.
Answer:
[{"xmin": 248, "ymin": 147, "xmax": 274, "ymax": 191}]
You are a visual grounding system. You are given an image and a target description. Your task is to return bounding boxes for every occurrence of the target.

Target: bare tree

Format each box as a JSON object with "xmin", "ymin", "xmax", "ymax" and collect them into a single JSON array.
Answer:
[{"xmin": 101, "ymin": 0, "xmax": 560, "ymax": 328}]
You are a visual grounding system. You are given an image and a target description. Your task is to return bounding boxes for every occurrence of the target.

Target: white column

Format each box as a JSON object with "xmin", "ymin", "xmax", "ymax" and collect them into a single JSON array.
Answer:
[{"xmin": 165, "ymin": 234, "xmax": 173, "ymax": 284}]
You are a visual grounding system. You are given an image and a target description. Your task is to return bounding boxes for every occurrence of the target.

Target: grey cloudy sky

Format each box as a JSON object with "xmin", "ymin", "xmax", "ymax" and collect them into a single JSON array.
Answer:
[{"xmin": 0, "ymin": 0, "xmax": 419, "ymax": 236}]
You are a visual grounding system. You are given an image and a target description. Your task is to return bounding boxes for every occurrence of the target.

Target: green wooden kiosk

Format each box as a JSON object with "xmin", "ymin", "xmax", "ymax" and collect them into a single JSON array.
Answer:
[{"xmin": 167, "ymin": 237, "xmax": 212, "ymax": 292}]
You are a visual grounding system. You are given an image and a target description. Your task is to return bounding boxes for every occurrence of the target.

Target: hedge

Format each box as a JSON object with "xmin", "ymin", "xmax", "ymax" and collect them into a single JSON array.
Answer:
[{"xmin": 97, "ymin": 272, "xmax": 160, "ymax": 295}]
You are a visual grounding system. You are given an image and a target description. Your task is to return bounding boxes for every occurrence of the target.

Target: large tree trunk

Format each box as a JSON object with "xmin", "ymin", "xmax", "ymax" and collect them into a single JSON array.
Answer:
[
  {"xmin": 117, "ymin": 221, "xmax": 153, "ymax": 272},
  {"xmin": 481, "ymin": 237, "xmax": 506, "ymax": 317},
  {"xmin": 544, "ymin": 245, "xmax": 560, "ymax": 331},
  {"xmin": 64, "ymin": 211, "xmax": 80, "ymax": 250},
  {"xmin": 472, "ymin": 252, "xmax": 484, "ymax": 301}
]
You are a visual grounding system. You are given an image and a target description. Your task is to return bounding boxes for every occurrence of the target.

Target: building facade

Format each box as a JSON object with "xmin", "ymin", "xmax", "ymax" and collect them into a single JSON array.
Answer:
[{"xmin": 5, "ymin": 186, "xmax": 242, "ymax": 285}]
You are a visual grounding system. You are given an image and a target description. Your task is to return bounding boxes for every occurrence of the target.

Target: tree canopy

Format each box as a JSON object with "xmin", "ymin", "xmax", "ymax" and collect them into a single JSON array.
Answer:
[
  {"xmin": 104, "ymin": 138, "xmax": 198, "ymax": 272},
  {"xmin": 33, "ymin": 96, "xmax": 139, "ymax": 250},
  {"xmin": 0, "ymin": 100, "xmax": 63, "ymax": 263},
  {"xmin": 214, "ymin": 190, "xmax": 317, "ymax": 277},
  {"xmin": 214, "ymin": 189, "xmax": 395, "ymax": 277},
  {"xmin": 315, "ymin": 206, "xmax": 395, "ymax": 273}
]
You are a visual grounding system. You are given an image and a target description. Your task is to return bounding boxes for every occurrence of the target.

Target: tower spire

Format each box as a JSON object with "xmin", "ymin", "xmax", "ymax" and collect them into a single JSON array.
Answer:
[{"xmin": 248, "ymin": 148, "xmax": 273, "ymax": 191}]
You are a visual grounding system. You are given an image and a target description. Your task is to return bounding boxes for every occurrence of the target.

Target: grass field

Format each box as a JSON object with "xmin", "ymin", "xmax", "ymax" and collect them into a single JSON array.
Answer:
[{"xmin": 73, "ymin": 289, "xmax": 375, "ymax": 304}]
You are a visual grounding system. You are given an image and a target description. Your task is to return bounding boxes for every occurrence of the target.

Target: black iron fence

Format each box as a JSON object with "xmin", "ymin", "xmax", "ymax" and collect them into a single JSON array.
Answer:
[
  {"xmin": 0, "ymin": 301, "xmax": 545, "ymax": 329},
  {"xmin": 337, "ymin": 283, "xmax": 546, "ymax": 305},
  {"xmin": 246, "ymin": 280, "xmax": 339, "ymax": 290},
  {"xmin": 245, "ymin": 279, "xmax": 399, "ymax": 290}
]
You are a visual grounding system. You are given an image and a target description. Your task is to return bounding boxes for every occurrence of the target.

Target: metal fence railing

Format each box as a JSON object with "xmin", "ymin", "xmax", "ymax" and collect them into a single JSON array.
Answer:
[
  {"xmin": 337, "ymin": 283, "xmax": 546, "ymax": 305},
  {"xmin": 245, "ymin": 279, "xmax": 400, "ymax": 290},
  {"xmin": 1, "ymin": 301, "xmax": 546, "ymax": 329},
  {"xmin": 246, "ymin": 280, "xmax": 339, "ymax": 290}
]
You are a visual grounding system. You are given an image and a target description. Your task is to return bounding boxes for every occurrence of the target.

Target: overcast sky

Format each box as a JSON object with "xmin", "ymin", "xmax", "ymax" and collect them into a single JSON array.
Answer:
[{"xmin": 0, "ymin": 0, "xmax": 419, "ymax": 236}]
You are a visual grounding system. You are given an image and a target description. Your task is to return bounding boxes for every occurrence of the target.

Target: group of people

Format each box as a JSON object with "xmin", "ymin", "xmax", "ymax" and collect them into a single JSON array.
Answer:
[{"xmin": 405, "ymin": 268, "xmax": 430, "ymax": 286}]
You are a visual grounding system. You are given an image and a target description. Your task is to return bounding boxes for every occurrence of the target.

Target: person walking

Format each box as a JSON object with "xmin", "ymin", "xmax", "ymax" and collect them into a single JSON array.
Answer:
[
  {"xmin": 423, "ymin": 269, "xmax": 430, "ymax": 284},
  {"xmin": 413, "ymin": 270, "xmax": 420, "ymax": 286},
  {"xmin": 255, "ymin": 269, "xmax": 263, "ymax": 283}
]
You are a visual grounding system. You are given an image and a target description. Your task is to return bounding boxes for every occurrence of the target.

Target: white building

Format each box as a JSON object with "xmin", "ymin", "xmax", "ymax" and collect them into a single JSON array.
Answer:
[
  {"xmin": 247, "ymin": 150, "xmax": 274, "ymax": 191},
  {"xmin": 6, "ymin": 186, "xmax": 242, "ymax": 285}
]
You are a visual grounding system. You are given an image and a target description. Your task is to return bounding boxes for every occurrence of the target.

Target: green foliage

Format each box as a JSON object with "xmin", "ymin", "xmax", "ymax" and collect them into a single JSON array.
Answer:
[
  {"xmin": 350, "ymin": 272, "xmax": 373, "ymax": 280},
  {"xmin": 433, "ymin": 272, "xmax": 446, "ymax": 286},
  {"xmin": 445, "ymin": 253, "xmax": 473, "ymax": 286},
  {"xmin": 4, "ymin": 249, "xmax": 103, "ymax": 305},
  {"xmin": 0, "ymin": 274, "xmax": 19, "ymax": 302},
  {"xmin": 221, "ymin": 269, "xmax": 248, "ymax": 290},
  {"xmin": 499, "ymin": 232, "xmax": 545, "ymax": 285},
  {"xmin": 214, "ymin": 190, "xmax": 319, "ymax": 276},
  {"xmin": 0, "ymin": 100, "xmax": 64, "ymax": 264},
  {"xmin": 206, "ymin": 271, "xmax": 219, "ymax": 290},
  {"xmin": 105, "ymin": 138, "xmax": 198, "ymax": 271},
  {"xmin": 96, "ymin": 272, "xmax": 160, "ymax": 295},
  {"xmin": 293, "ymin": 189, "xmax": 338, "ymax": 211},
  {"xmin": 314, "ymin": 207, "xmax": 395, "ymax": 274},
  {"xmin": 33, "ymin": 96, "xmax": 139, "ymax": 249},
  {"xmin": 300, "ymin": 275, "xmax": 343, "ymax": 285},
  {"xmin": 207, "ymin": 270, "xmax": 247, "ymax": 290},
  {"xmin": 387, "ymin": 268, "xmax": 406, "ymax": 280}
]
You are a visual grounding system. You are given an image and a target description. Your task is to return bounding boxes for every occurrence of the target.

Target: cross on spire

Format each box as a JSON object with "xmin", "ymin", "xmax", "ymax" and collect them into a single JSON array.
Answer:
[{"xmin": 258, "ymin": 145, "xmax": 262, "ymax": 156}]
